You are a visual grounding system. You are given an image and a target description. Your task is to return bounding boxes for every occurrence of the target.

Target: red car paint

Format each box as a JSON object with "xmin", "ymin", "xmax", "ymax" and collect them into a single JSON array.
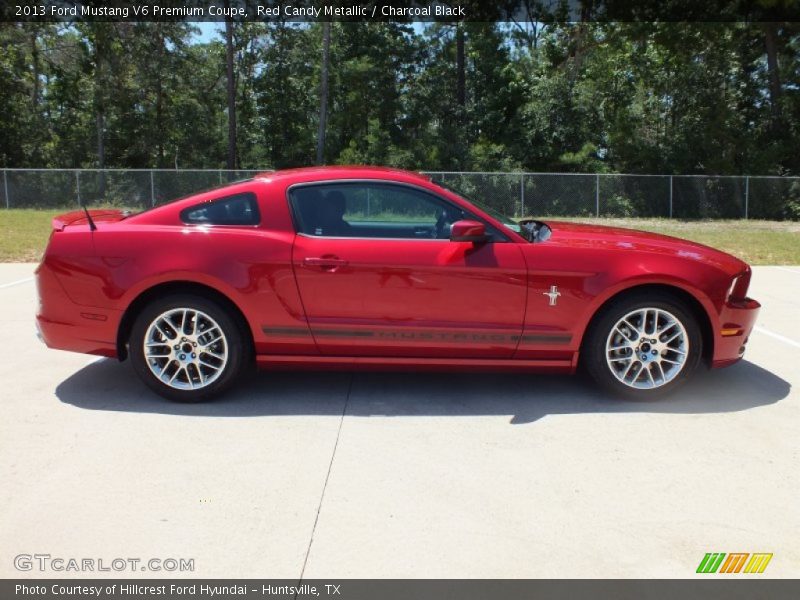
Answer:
[{"xmin": 35, "ymin": 166, "xmax": 760, "ymax": 373}]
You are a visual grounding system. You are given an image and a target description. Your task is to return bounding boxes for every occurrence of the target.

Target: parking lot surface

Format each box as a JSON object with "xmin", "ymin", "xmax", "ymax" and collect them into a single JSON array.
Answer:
[{"xmin": 1, "ymin": 264, "xmax": 798, "ymax": 578}]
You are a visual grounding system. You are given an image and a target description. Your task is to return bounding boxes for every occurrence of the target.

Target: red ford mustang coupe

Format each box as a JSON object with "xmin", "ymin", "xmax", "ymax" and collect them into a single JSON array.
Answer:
[{"xmin": 36, "ymin": 166, "xmax": 760, "ymax": 401}]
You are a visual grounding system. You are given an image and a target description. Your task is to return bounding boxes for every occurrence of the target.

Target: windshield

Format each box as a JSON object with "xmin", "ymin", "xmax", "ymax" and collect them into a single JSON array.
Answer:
[{"xmin": 435, "ymin": 181, "xmax": 530, "ymax": 239}]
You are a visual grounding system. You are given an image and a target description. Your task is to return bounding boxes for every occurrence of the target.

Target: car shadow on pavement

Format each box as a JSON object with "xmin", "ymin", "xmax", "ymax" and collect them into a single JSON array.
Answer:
[{"xmin": 55, "ymin": 358, "xmax": 790, "ymax": 424}]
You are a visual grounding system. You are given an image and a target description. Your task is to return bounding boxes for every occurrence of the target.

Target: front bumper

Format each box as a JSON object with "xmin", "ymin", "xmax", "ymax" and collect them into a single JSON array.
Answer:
[{"xmin": 712, "ymin": 297, "xmax": 761, "ymax": 368}]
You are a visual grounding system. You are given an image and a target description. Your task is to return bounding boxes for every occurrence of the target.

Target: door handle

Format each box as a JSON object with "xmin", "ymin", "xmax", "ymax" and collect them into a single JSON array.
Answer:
[{"xmin": 303, "ymin": 256, "xmax": 349, "ymax": 270}]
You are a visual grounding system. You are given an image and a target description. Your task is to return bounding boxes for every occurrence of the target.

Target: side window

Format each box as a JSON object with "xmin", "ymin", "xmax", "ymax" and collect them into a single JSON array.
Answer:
[
  {"xmin": 289, "ymin": 183, "xmax": 493, "ymax": 240},
  {"xmin": 180, "ymin": 192, "xmax": 260, "ymax": 226}
]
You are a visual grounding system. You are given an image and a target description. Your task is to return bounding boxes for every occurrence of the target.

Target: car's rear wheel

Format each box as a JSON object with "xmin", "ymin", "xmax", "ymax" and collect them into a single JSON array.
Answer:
[
  {"xmin": 130, "ymin": 295, "xmax": 247, "ymax": 402},
  {"xmin": 584, "ymin": 293, "xmax": 703, "ymax": 399}
]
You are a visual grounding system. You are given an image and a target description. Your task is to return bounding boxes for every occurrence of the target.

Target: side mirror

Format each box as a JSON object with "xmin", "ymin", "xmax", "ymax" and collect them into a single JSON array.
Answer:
[{"xmin": 449, "ymin": 219, "xmax": 487, "ymax": 243}]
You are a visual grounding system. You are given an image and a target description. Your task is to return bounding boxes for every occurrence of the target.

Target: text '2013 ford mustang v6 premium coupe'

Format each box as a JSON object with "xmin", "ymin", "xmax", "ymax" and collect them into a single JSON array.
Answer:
[{"xmin": 35, "ymin": 166, "xmax": 760, "ymax": 401}]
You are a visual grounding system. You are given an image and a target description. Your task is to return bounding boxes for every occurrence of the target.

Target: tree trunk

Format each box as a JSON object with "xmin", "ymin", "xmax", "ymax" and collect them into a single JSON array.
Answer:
[
  {"xmin": 316, "ymin": 22, "xmax": 331, "ymax": 165},
  {"xmin": 94, "ymin": 25, "xmax": 106, "ymax": 199},
  {"xmin": 155, "ymin": 24, "xmax": 165, "ymax": 167},
  {"xmin": 30, "ymin": 29, "xmax": 40, "ymax": 108},
  {"xmin": 225, "ymin": 9, "xmax": 237, "ymax": 170},
  {"xmin": 456, "ymin": 23, "xmax": 465, "ymax": 107},
  {"xmin": 96, "ymin": 110, "xmax": 105, "ymax": 170},
  {"xmin": 762, "ymin": 22, "xmax": 782, "ymax": 125}
]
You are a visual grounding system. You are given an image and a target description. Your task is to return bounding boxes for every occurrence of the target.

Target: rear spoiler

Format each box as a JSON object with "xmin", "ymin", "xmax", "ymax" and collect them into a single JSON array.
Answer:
[{"xmin": 51, "ymin": 209, "xmax": 130, "ymax": 231}]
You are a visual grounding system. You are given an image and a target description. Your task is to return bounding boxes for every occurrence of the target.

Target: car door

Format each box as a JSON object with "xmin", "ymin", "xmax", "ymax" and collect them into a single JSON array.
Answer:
[{"xmin": 288, "ymin": 181, "xmax": 528, "ymax": 358}]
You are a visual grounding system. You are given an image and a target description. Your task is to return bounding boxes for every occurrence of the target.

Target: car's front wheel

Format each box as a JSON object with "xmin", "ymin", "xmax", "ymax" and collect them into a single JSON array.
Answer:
[
  {"xmin": 130, "ymin": 295, "xmax": 247, "ymax": 401},
  {"xmin": 583, "ymin": 293, "xmax": 703, "ymax": 399}
]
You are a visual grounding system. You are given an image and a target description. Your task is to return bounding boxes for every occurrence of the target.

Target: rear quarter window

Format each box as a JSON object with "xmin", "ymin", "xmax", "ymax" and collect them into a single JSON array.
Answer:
[{"xmin": 180, "ymin": 192, "xmax": 260, "ymax": 226}]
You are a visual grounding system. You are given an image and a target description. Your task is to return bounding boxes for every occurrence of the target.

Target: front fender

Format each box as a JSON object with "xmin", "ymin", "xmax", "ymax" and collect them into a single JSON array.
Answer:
[
  {"xmin": 518, "ymin": 244, "xmax": 730, "ymax": 359},
  {"xmin": 571, "ymin": 273, "xmax": 719, "ymax": 350}
]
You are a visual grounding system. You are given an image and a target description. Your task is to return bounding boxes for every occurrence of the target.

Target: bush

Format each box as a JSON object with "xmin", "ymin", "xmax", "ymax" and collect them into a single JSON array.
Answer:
[
  {"xmin": 784, "ymin": 181, "xmax": 800, "ymax": 221},
  {"xmin": 601, "ymin": 194, "xmax": 636, "ymax": 217}
]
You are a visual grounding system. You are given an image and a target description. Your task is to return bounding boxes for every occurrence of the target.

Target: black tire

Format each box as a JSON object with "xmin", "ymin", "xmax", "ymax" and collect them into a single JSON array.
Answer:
[
  {"xmin": 129, "ymin": 294, "xmax": 249, "ymax": 402},
  {"xmin": 583, "ymin": 292, "xmax": 703, "ymax": 399}
]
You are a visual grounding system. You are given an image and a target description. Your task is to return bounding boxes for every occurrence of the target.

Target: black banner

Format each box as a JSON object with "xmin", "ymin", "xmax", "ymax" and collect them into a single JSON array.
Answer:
[
  {"xmin": 3, "ymin": 580, "xmax": 800, "ymax": 600},
  {"xmin": 3, "ymin": 0, "xmax": 800, "ymax": 23}
]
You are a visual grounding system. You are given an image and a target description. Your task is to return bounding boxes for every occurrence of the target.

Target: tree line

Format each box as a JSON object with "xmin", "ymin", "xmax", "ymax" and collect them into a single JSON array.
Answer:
[{"xmin": 0, "ymin": 20, "xmax": 798, "ymax": 175}]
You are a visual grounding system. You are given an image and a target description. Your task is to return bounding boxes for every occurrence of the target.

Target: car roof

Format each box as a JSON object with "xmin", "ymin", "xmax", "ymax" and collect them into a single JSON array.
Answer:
[{"xmin": 253, "ymin": 165, "xmax": 433, "ymax": 186}]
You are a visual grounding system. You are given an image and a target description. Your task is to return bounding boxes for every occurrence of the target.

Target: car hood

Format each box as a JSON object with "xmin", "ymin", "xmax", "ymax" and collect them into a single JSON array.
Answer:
[{"xmin": 543, "ymin": 220, "xmax": 748, "ymax": 276}]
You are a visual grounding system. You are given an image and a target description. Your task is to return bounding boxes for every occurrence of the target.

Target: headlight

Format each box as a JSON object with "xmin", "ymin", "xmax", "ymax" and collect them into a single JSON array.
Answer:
[{"xmin": 727, "ymin": 268, "xmax": 751, "ymax": 302}]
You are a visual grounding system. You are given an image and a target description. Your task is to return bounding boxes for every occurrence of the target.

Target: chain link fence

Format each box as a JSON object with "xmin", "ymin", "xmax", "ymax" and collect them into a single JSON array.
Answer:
[
  {"xmin": 2, "ymin": 169, "xmax": 799, "ymax": 220},
  {"xmin": 427, "ymin": 172, "xmax": 800, "ymax": 220},
  {"xmin": 0, "ymin": 169, "xmax": 263, "ymax": 211}
]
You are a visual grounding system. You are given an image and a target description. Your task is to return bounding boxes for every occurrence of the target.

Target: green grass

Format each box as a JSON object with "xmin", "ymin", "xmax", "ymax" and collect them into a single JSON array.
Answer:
[
  {"xmin": 0, "ymin": 209, "xmax": 62, "ymax": 262},
  {"xmin": 1, "ymin": 209, "xmax": 798, "ymax": 265}
]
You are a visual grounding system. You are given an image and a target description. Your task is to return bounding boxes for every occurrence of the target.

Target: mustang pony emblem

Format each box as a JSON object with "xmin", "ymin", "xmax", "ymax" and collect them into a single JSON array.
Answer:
[{"xmin": 543, "ymin": 285, "xmax": 561, "ymax": 306}]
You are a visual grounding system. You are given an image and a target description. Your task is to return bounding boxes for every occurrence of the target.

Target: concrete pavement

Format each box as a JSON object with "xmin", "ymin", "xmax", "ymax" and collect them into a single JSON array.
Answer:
[{"xmin": 0, "ymin": 264, "xmax": 797, "ymax": 578}]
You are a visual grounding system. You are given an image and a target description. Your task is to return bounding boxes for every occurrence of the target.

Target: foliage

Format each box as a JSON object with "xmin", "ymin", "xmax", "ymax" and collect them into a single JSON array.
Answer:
[
  {"xmin": 1, "ymin": 21, "xmax": 799, "ymax": 180},
  {"xmin": 786, "ymin": 181, "xmax": 800, "ymax": 220},
  {"xmin": 602, "ymin": 194, "xmax": 637, "ymax": 218}
]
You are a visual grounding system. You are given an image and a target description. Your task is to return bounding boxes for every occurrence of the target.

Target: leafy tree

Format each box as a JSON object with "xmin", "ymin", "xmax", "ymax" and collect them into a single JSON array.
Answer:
[{"xmin": 0, "ymin": 18, "xmax": 798, "ymax": 181}]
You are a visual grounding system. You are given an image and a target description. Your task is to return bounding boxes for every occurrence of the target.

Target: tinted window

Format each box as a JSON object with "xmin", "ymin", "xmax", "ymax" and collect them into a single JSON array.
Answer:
[
  {"xmin": 181, "ymin": 192, "xmax": 260, "ymax": 226},
  {"xmin": 289, "ymin": 183, "xmax": 501, "ymax": 240}
]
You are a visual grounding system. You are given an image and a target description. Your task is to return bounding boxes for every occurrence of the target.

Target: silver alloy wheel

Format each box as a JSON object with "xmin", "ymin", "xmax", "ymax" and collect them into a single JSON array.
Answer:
[
  {"xmin": 143, "ymin": 308, "xmax": 229, "ymax": 390},
  {"xmin": 605, "ymin": 308, "xmax": 689, "ymax": 390}
]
